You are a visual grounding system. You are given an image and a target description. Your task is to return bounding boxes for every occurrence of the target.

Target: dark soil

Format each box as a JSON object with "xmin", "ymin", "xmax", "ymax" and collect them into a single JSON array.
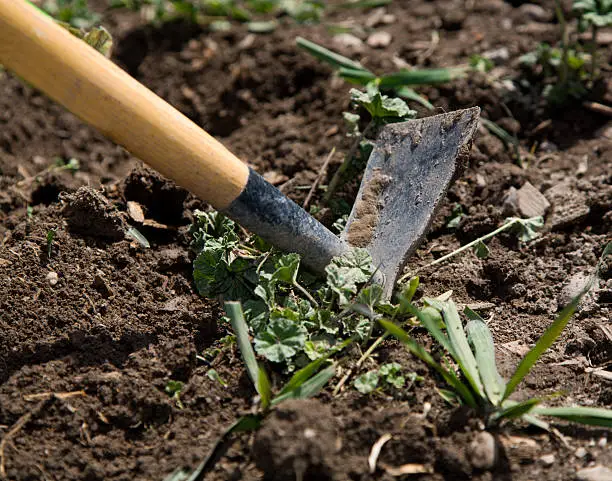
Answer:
[{"xmin": 1, "ymin": 1, "xmax": 611, "ymax": 480}]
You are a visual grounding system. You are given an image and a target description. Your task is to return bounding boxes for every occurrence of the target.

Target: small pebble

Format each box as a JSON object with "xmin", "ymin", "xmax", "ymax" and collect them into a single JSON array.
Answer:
[
  {"xmin": 333, "ymin": 33, "xmax": 363, "ymax": 50},
  {"xmin": 366, "ymin": 31, "xmax": 392, "ymax": 48},
  {"xmin": 46, "ymin": 271, "xmax": 59, "ymax": 286},
  {"xmin": 540, "ymin": 454, "xmax": 555, "ymax": 466},
  {"xmin": 468, "ymin": 432, "xmax": 497, "ymax": 470},
  {"xmin": 575, "ymin": 447, "xmax": 588, "ymax": 458},
  {"xmin": 576, "ymin": 465, "xmax": 612, "ymax": 481},
  {"xmin": 365, "ymin": 8, "xmax": 385, "ymax": 27},
  {"xmin": 518, "ymin": 3, "xmax": 552, "ymax": 22},
  {"xmin": 597, "ymin": 437, "xmax": 607, "ymax": 448},
  {"xmin": 539, "ymin": 140, "xmax": 558, "ymax": 153},
  {"xmin": 482, "ymin": 47, "xmax": 510, "ymax": 65}
]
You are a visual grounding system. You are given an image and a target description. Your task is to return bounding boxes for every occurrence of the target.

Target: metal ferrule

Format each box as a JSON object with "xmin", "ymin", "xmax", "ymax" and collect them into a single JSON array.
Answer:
[{"xmin": 223, "ymin": 168, "xmax": 349, "ymax": 273}]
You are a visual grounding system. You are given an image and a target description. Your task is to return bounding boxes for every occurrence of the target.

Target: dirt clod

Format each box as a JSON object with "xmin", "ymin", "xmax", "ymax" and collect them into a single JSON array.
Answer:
[
  {"xmin": 123, "ymin": 166, "xmax": 188, "ymax": 225},
  {"xmin": 61, "ymin": 187, "xmax": 127, "ymax": 240},
  {"xmin": 467, "ymin": 431, "xmax": 498, "ymax": 470},
  {"xmin": 345, "ymin": 168, "xmax": 391, "ymax": 247},
  {"xmin": 253, "ymin": 399, "xmax": 339, "ymax": 481}
]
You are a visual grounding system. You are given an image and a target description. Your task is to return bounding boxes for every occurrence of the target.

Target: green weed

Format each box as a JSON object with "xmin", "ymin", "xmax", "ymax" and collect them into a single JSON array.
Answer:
[
  {"xmin": 41, "ymin": 0, "xmax": 100, "ymax": 28},
  {"xmin": 519, "ymin": 0, "xmax": 611, "ymax": 106},
  {"xmin": 354, "ymin": 362, "xmax": 422, "ymax": 394},
  {"xmin": 165, "ymin": 380, "xmax": 185, "ymax": 409},
  {"xmin": 296, "ymin": 37, "xmax": 465, "ymax": 111},
  {"xmin": 190, "ymin": 210, "xmax": 409, "ymax": 370},
  {"xmin": 46, "ymin": 229, "xmax": 57, "ymax": 259},
  {"xmin": 384, "ymin": 243, "xmax": 612, "ymax": 429}
]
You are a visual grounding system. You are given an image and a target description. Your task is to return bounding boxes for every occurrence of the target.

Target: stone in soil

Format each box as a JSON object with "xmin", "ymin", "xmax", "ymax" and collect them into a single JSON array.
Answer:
[
  {"xmin": 545, "ymin": 181, "xmax": 590, "ymax": 229},
  {"xmin": 367, "ymin": 31, "xmax": 392, "ymax": 48},
  {"xmin": 503, "ymin": 181, "xmax": 550, "ymax": 218}
]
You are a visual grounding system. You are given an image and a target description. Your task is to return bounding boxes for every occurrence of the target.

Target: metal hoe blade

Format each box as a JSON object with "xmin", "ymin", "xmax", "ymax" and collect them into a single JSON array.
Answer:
[{"xmin": 342, "ymin": 107, "xmax": 480, "ymax": 298}]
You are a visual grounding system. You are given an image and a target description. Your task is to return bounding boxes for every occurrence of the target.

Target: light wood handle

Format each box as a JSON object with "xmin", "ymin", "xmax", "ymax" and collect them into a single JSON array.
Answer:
[{"xmin": 0, "ymin": 0, "xmax": 249, "ymax": 209}]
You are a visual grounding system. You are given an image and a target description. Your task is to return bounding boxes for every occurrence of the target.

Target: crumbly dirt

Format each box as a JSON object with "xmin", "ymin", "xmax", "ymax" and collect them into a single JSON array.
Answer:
[
  {"xmin": 1, "ymin": 1, "xmax": 611, "ymax": 480},
  {"xmin": 345, "ymin": 167, "xmax": 391, "ymax": 247}
]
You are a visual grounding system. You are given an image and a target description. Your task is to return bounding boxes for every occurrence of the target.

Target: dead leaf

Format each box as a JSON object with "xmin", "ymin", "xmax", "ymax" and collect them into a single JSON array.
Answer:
[
  {"xmin": 127, "ymin": 201, "xmax": 145, "ymax": 223},
  {"xmin": 381, "ymin": 462, "xmax": 433, "ymax": 476}
]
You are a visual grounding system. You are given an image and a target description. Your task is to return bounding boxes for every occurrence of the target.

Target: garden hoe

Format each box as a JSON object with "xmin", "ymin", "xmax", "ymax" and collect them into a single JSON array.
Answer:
[{"xmin": 0, "ymin": 0, "xmax": 480, "ymax": 298}]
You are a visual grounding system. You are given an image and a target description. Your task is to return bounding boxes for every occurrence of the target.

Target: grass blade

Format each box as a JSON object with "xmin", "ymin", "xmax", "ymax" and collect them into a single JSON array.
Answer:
[
  {"xmin": 402, "ymin": 302, "xmax": 454, "ymax": 356},
  {"xmin": 442, "ymin": 300, "xmax": 484, "ymax": 398},
  {"xmin": 338, "ymin": 67, "xmax": 377, "ymax": 85},
  {"xmin": 465, "ymin": 308, "xmax": 505, "ymax": 405},
  {"xmin": 480, "ymin": 118, "xmax": 522, "ymax": 166},
  {"xmin": 276, "ymin": 339, "xmax": 349, "ymax": 397},
  {"xmin": 532, "ymin": 406, "xmax": 612, "ymax": 428},
  {"xmin": 493, "ymin": 398, "xmax": 541, "ymax": 422},
  {"xmin": 272, "ymin": 364, "xmax": 336, "ymax": 405},
  {"xmin": 380, "ymin": 319, "xmax": 478, "ymax": 408},
  {"xmin": 522, "ymin": 413, "xmax": 550, "ymax": 431},
  {"xmin": 257, "ymin": 364, "xmax": 272, "ymax": 411},
  {"xmin": 296, "ymin": 37, "xmax": 367, "ymax": 72},
  {"xmin": 277, "ymin": 357, "xmax": 329, "ymax": 397},
  {"xmin": 174, "ymin": 414, "xmax": 262, "ymax": 481},
  {"xmin": 225, "ymin": 301, "xmax": 259, "ymax": 390},
  {"xmin": 399, "ymin": 276, "xmax": 420, "ymax": 303},
  {"xmin": 396, "ymin": 86, "xmax": 435, "ymax": 110},
  {"xmin": 378, "ymin": 67, "xmax": 466, "ymax": 88},
  {"xmin": 502, "ymin": 299, "xmax": 579, "ymax": 401}
]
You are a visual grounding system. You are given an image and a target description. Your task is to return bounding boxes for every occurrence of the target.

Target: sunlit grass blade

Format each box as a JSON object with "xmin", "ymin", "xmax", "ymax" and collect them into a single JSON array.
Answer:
[
  {"xmin": 396, "ymin": 86, "xmax": 435, "ymax": 110},
  {"xmin": 380, "ymin": 319, "xmax": 478, "ymax": 408},
  {"xmin": 398, "ymin": 275, "xmax": 420, "ymax": 303},
  {"xmin": 277, "ymin": 339, "xmax": 350, "ymax": 397},
  {"xmin": 492, "ymin": 398, "xmax": 542, "ymax": 423},
  {"xmin": 442, "ymin": 300, "xmax": 484, "ymax": 398},
  {"xmin": 438, "ymin": 388, "xmax": 462, "ymax": 405},
  {"xmin": 277, "ymin": 357, "xmax": 329, "ymax": 397},
  {"xmin": 402, "ymin": 302, "xmax": 454, "ymax": 356},
  {"xmin": 378, "ymin": 67, "xmax": 466, "ymax": 87},
  {"xmin": 257, "ymin": 365, "xmax": 272, "ymax": 411},
  {"xmin": 503, "ymin": 298, "xmax": 580, "ymax": 401},
  {"xmin": 480, "ymin": 118, "xmax": 522, "ymax": 166},
  {"xmin": 532, "ymin": 406, "xmax": 612, "ymax": 428},
  {"xmin": 272, "ymin": 364, "xmax": 336, "ymax": 405},
  {"xmin": 465, "ymin": 307, "xmax": 505, "ymax": 405},
  {"xmin": 337, "ymin": 67, "xmax": 377, "ymax": 85},
  {"xmin": 296, "ymin": 37, "xmax": 367, "ymax": 72},
  {"xmin": 225, "ymin": 301, "xmax": 259, "ymax": 389},
  {"xmin": 523, "ymin": 413, "xmax": 550, "ymax": 431}
]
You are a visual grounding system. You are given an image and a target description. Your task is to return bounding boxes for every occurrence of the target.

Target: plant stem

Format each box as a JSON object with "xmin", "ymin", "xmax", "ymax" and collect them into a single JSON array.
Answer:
[
  {"xmin": 398, "ymin": 218, "xmax": 520, "ymax": 283},
  {"xmin": 324, "ymin": 120, "xmax": 375, "ymax": 204},
  {"xmin": 332, "ymin": 332, "xmax": 389, "ymax": 395},
  {"xmin": 294, "ymin": 281, "xmax": 319, "ymax": 307}
]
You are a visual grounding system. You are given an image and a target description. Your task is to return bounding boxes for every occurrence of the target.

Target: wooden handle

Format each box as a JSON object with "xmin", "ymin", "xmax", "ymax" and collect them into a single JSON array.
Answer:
[{"xmin": 0, "ymin": 0, "xmax": 249, "ymax": 210}]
